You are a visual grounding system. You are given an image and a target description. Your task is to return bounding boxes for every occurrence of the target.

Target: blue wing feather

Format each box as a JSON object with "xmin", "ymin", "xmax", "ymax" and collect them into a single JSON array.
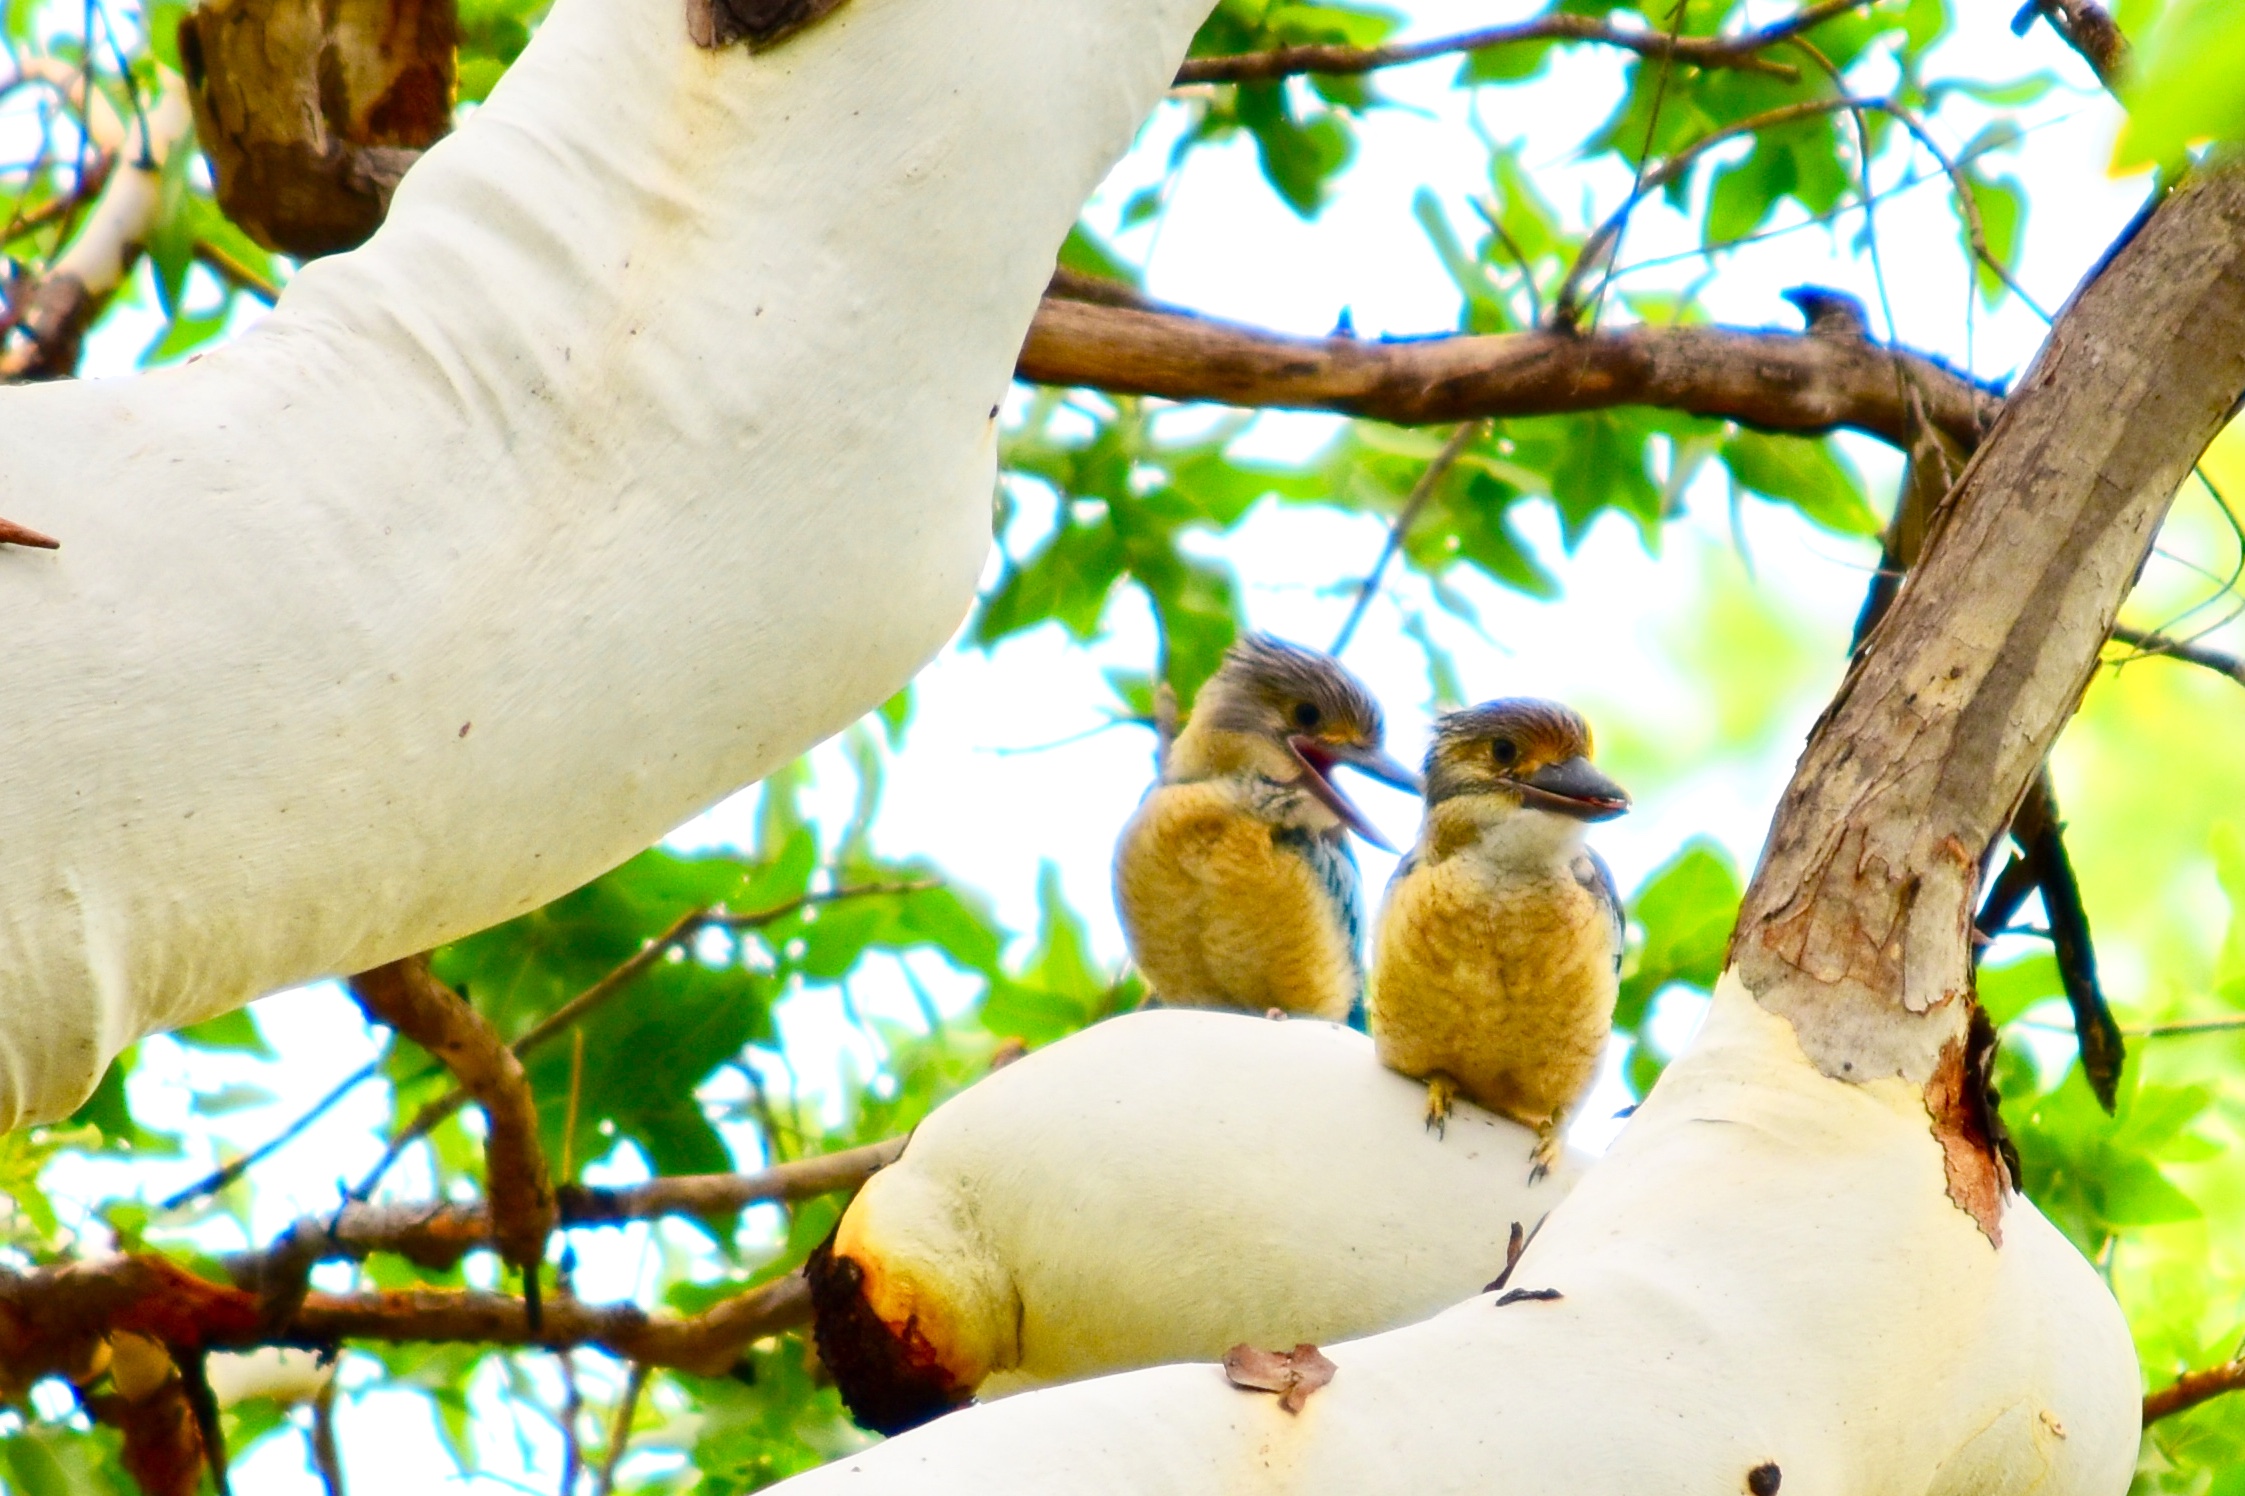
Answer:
[
  {"xmin": 1273, "ymin": 827, "xmax": 1366, "ymax": 1028},
  {"xmin": 1575, "ymin": 846, "xmax": 1626, "ymax": 974}
]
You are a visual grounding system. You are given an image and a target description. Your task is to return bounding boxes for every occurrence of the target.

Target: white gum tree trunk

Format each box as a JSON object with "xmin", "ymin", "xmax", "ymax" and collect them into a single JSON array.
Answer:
[
  {"xmin": 759, "ymin": 169, "xmax": 2245, "ymax": 1495},
  {"xmin": 807, "ymin": 1010, "xmax": 1581, "ymax": 1428},
  {"xmin": 0, "ymin": 0, "xmax": 1209, "ymax": 1128}
]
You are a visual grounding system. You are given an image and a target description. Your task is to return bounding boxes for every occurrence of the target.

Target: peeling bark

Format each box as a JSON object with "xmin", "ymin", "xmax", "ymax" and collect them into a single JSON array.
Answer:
[{"xmin": 1733, "ymin": 165, "xmax": 2245, "ymax": 1109}]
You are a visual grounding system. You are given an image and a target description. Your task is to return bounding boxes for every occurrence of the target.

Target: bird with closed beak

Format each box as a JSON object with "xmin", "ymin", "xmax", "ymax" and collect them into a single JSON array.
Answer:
[
  {"xmin": 1114, "ymin": 634, "xmax": 1422, "ymax": 1023},
  {"xmin": 1370, "ymin": 698, "xmax": 1629, "ymax": 1177}
]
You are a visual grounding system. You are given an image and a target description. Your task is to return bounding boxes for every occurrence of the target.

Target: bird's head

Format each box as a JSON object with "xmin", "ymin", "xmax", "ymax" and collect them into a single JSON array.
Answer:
[
  {"xmin": 1168, "ymin": 633, "xmax": 1422, "ymax": 850},
  {"xmin": 1421, "ymin": 698, "xmax": 1629, "ymax": 854}
]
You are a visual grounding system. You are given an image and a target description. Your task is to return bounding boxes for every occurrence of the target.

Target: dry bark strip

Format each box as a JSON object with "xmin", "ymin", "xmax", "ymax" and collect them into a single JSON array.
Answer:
[
  {"xmin": 347, "ymin": 957, "xmax": 556, "ymax": 1312},
  {"xmin": 1730, "ymin": 164, "xmax": 2245, "ymax": 1234},
  {"xmin": 1016, "ymin": 294, "xmax": 1998, "ymax": 452}
]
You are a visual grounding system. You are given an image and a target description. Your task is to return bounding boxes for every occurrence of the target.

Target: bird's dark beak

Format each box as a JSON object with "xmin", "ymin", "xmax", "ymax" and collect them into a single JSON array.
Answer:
[
  {"xmin": 1288, "ymin": 737, "xmax": 1421, "ymax": 852},
  {"xmin": 1516, "ymin": 756, "xmax": 1630, "ymax": 822}
]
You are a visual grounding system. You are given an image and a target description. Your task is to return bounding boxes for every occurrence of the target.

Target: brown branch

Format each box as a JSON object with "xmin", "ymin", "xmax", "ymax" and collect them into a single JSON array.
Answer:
[
  {"xmin": 1046, "ymin": 266, "xmax": 1182, "ymax": 316},
  {"xmin": 347, "ymin": 957, "xmax": 556, "ymax": 1325},
  {"xmin": 2144, "ymin": 1357, "xmax": 2245, "ymax": 1423},
  {"xmin": 2109, "ymin": 624, "xmax": 2245, "ymax": 687},
  {"xmin": 0, "ymin": 1255, "xmax": 813, "ymax": 1383},
  {"xmin": 0, "ymin": 269, "xmax": 95, "ymax": 380},
  {"xmin": 359, "ymin": 880, "xmax": 935, "ymax": 1195},
  {"xmin": 243, "ymin": 1138, "xmax": 903, "ymax": 1276},
  {"xmin": 1016, "ymin": 295, "xmax": 1997, "ymax": 452},
  {"xmin": 1175, "ymin": 13, "xmax": 1810, "ymax": 85},
  {"xmin": 2009, "ymin": 0, "xmax": 2127, "ymax": 88},
  {"xmin": 273, "ymin": 1273, "xmax": 813, "ymax": 1375}
]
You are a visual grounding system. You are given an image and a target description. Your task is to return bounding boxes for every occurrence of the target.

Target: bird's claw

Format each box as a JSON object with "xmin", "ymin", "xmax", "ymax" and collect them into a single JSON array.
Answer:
[
  {"xmin": 1424, "ymin": 1075, "xmax": 1457, "ymax": 1139},
  {"xmin": 1528, "ymin": 1118, "xmax": 1564, "ymax": 1183}
]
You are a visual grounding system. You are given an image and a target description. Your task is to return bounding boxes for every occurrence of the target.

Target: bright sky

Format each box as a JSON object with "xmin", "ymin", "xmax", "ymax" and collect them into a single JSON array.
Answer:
[{"xmin": 33, "ymin": 0, "xmax": 2211, "ymax": 1488}]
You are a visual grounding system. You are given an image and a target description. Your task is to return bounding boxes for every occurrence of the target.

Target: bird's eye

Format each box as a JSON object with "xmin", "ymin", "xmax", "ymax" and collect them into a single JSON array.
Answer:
[
  {"xmin": 1491, "ymin": 739, "xmax": 1519, "ymax": 768},
  {"xmin": 1292, "ymin": 702, "xmax": 1323, "ymax": 731}
]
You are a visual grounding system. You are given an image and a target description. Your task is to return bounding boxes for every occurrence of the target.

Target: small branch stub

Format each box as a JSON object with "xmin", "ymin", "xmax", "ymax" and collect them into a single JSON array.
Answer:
[
  {"xmin": 687, "ymin": 0, "xmax": 849, "ymax": 50},
  {"xmin": 0, "ymin": 516, "xmax": 60, "ymax": 549}
]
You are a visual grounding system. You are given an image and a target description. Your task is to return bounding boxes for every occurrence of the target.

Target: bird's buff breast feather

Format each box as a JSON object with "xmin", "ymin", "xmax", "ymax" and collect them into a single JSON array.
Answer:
[
  {"xmin": 1114, "ymin": 782, "xmax": 1358, "ymax": 1020},
  {"xmin": 1371, "ymin": 858, "xmax": 1617, "ymax": 1126}
]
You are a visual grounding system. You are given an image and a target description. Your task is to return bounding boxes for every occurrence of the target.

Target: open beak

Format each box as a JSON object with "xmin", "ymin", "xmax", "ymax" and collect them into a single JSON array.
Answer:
[
  {"xmin": 1289, "ymin": 737, "xmax": 1425, "ymax": 852},
  {"xmin": 1515, "ymin": 756, "xmax": 1630, "ymax": 822}
]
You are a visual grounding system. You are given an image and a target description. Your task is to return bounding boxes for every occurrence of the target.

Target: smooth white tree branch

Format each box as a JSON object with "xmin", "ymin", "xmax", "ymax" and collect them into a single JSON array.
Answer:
[{"xmin": 0, "ymin": 0, "xmax": 1210, "ymax": 1127}]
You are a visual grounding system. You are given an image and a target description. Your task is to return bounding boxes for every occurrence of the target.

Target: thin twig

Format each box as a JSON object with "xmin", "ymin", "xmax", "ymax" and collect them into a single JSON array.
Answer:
[
  {"xmin": 160, "ymin": 1058, "xmax": 385, "ymax": 1212},
  {"xmin": 593, "ymin": 1362, "xmax": 651, "ymax": 1496},
  {"xmin": 358, "ymin": 881, "xmax": 936, "ymax": 1196},
  {"xmin": 1580, "ymin": 0, "xmax": 1691, "ymax": 331},
  {"xmin": 558, "ymin": 1350, "xmax": 586, "ymax": 1493},
  {"xmin": 2144, "ymin": 1357, "xmax": 2245, "ymax": 1423},
  {"xmin": 1330, "ymin": 420, "xmax": 1484, "ymax": 656},
  {"xmin": 2109, "ymin": 625, "xmax": 2245, "ymax": 688},
  {"xmin": 1555, "ymin": 95, "xmax": 1878, "ymax": 326},
  {"xmin": 2127, "ymin": 1015, "xmax": 2245, "ymax": 1040},
  {"xmin": 194, "ymin": 239, "xmax": 280, "ymax": 304},
  {"xmin": 243, "ymin": 1139, "xmax": 904, "ymax": 1277},
  {"xmin": 1174, "ymin": 0, "xmax": 1879, "ymax": 87},
  {"xmin": 309, "ymin": 1376, "xmax": 345, "ymax": 1495},
  {"xmin": 2, "ymin": 151, "xmax": 110, "ymax": 242}
]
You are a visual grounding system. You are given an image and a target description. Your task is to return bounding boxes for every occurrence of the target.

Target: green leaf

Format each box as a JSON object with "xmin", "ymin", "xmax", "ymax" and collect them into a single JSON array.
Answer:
[
  {"xmin": 177, "ymin": 1006, "xmax": 274, "ymax": 1056},
  {"xmin": 190, "ymin": 1082, "xmax": 278, "ymax": 1116},
  {"xmin": 981, "ymin": 864, "xmax": 1128, "ymax": 1045},
  {"xmin": 1058, "ymin": 223, "xmax": 1141, "ymax": 288},
  {"xmin": 1460, "ymin": 37, "xmax": 1556, "ymax": 84},
  {"xmin": 1958, "ymin": 171, "xmax": 2026, "ymax": 310},
  {"xmin": 1616, "ymin": 839, "xmax": 1742, "ymax": 1033},
  {"xmin": 2211, "ymin": 821, "xmax": 2245, "ymax": 995},
  {"xmin": 1979, "ymin": 952, "xmax": 2061, "ymax": 1028},
  {"xmin": 1415, "ymin": 187, "xmax": 1511, "ymax": 333},
  {"xmin": 1720, "ymin": 431, "xmax": 1878, "ymax": 536},
  {"xmin": 2117, "ymin": 0, "xmax": 2245, "ymax": 167}
]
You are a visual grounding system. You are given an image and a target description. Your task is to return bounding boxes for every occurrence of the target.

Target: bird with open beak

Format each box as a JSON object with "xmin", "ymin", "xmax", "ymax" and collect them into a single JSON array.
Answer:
[
  {"xmin": 1370, "ymin": 698, "xmax": 1629, "ymax": 1177},
  {"xmin": 1114, "ymin": 634, "xmax": 1422, "ymax": 1024}
]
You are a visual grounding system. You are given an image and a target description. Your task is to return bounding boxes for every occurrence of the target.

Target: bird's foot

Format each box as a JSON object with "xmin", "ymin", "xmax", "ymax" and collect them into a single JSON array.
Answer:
[
  {"xmin": 1528, "ymin": 1117, "xmax": 1564, "ymax": 1183},
  {"xmin": 1265, "ymin": 1007, "xmax": 1288, "ymax": 1021},
  {"xmin": 1424, "ymin": 1075, "xmax": 1458, "ymax": 1139}
]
